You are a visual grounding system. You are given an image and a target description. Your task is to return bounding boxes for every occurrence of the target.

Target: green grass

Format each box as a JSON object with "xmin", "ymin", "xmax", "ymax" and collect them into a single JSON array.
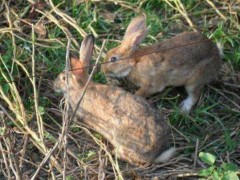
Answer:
[{"xmin": 0, "ymin": 0, "xmax": 239, "ymax": 179}]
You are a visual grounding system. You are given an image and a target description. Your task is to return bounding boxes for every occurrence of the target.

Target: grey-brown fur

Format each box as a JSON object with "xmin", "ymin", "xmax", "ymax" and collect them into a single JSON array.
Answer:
[
  {"xmin": 103, "ymin": 15, "xmax": 222, "ymax": 113},
  {"xmin": 53, "ymin": 35, "xmax": 173, "ymax": 166}
]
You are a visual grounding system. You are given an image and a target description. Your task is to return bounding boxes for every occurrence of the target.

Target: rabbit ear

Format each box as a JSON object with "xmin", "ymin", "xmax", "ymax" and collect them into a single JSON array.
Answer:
[
  {"xmin": 70, "ymin": 57, "xmax": 84, "ymax": 77},
  {"xmin": 123, "ymin": 14, "xmax": 147, "ymax": 40},
  {"xmin": 122, "ymin": 29, "xmax": 148, "ymax": 51},
  {"xmin": 79, "ymin": 34, "xmax": 95, "ymax": 67}
]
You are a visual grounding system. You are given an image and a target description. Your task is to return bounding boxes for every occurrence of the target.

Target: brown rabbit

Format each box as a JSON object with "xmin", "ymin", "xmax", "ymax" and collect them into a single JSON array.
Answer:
[
  {"xmin": 103, "ymin": 14, "xmax": 222, "ymax": 113},
  {"xmin": 53, "ymin": 34, "xmax": 175, "ymax": 166}
]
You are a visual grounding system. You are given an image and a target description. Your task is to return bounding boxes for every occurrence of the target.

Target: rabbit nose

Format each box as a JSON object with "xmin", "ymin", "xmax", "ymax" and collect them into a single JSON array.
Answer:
[
  {"xmin": 53, "ymin": 79, "xmax": 61, "ymax": 92},
  {"xmin": 104, "ymin": 69, "xmax": 113, "ymax": 77},
  {"xmin": 102, "ymin": 64, "xmax": 110, "ymax": 73}
]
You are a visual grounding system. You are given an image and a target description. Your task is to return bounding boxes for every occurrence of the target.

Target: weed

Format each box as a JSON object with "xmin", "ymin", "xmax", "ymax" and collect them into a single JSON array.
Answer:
[
  {"xmin": 199, "ymin": 152, "xmax": 239, "ymax": 180},
  {"xmin": 0, "ymin": 0, "xmax": 239, "ymax": 179}
]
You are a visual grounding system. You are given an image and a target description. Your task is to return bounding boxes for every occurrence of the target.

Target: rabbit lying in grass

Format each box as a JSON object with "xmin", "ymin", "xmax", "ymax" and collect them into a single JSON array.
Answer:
[
  {"xmin": 53, "ymin": 34, "xmax": 175, "ymax": 166},
  {"xmin": 103, "ymin": 14, "xmax": 222, "ymax": 113}
]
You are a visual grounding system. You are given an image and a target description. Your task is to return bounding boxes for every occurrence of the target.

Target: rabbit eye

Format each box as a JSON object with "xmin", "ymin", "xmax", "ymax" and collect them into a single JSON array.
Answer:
[
  {"xmin": 110, "ymin": 56, "xmax": 118, "ymax": 62},
  {"xmin": 61, "ymin": 74, "xmax": 66, "ymax": 81}
]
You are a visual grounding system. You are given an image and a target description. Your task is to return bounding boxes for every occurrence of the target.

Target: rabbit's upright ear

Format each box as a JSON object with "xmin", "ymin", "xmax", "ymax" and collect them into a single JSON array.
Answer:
[
  {"xmin": 124, "ymin": 14, "xmax": 147, "ymax": 39},
  {"xmin": 79, "ymin": 34, "xmax": 95, "ymax": 67},
  {"xmin": 122, "ymin": 14, "xmax": 148, "ymax": 50},
  {"xmin": 70, "ymin": 57, "xmax": 84, "ymax": 77}
]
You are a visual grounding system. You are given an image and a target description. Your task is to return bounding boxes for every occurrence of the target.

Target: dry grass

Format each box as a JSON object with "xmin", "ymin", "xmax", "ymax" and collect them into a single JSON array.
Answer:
[{"xmin": 0, "ymin": 0, "xmax": 239, "ymax": 179}]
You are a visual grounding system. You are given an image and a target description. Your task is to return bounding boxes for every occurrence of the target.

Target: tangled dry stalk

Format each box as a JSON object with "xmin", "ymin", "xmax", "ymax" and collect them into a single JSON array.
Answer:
[{"xmin": 0, "ymin": 0, "xmax": 240, "ymax": 179}]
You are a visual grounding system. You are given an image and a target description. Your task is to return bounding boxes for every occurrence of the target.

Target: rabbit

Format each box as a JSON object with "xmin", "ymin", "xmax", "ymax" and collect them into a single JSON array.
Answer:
[
  {"xmin": 53, "ymin": 34, "xmax": 175, "ymax": 166},
  {"xmin": 103, "ymin": 14, "xmax": 222, "ymax": 113}
]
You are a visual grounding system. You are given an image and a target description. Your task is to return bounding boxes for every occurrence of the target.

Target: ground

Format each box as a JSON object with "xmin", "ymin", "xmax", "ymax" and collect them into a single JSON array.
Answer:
[{"xmin": 0, "ymin": 0, "xmax": 239, "ymax": 179}]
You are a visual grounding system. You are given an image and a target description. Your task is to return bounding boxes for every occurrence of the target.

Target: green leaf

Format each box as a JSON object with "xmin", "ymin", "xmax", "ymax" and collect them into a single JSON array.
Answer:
[
  {"xmin": 216, "ymin": 167, "xmax": 223, "ymax": 175},
  {"xmin": 199, "ymin": 166, "xmax": 215, "ymax": 176},
  {"xmin": 94, "ymin": 132, "xmax": 103, "ymax": 139},
  {"xmin": 212, "ymin": 171, "xmax": 221, "ymax": 180},
  {"xmin": 86, "ymin": 150, "xmax": 96, "ymax": 159},
  {"xmin": 222, "ymin": 171, "xmax": 239, "ymax": 180},
  {"xmin": 38, "ymin": 106, "xmax": 45, "ymax": 115},
  {"xmin": 199, "ymin": 152, "xmax": 216, "ymax": 165},
  {"xmin": 44, "ymin": 131, "xmax": 55, "ymax": 142},
  {"xmin": 0, "ymin": 127, "xmax": 6, "ymax": 136},
  {"xmin": 221, "ymin": 163, "xmax": 239, "ymax": 172},
  {"xmin": 2, "ymin": 83, "xmax": 10, "ymax": 94},
  {"xmin": 66, "ymin": 175, "xmax": 74, "ymax": 180},
  {"xmin": 225, "ymin": 37, "xmax": 235, "ymax": 47}
]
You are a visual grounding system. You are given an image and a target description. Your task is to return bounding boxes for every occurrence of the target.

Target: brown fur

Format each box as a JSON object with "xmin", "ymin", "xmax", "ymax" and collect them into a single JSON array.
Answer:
[
  {"xmin": 103, "ymin": 15, "xmax": 222, "ymax": 113},
  {"xmin": 53, "ymin": 35, "xmax": 172, "ymax": 166}
]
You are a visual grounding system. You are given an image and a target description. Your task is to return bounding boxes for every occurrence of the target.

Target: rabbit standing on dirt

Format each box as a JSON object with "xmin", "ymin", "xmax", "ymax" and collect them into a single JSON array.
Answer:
[
  {"xmin": 103, "ymin": 14, "xmax": 222, "ymax": 113},
  {"xmin": 53, "ymin": 35, "xmax": 175, "ymax": 166}
]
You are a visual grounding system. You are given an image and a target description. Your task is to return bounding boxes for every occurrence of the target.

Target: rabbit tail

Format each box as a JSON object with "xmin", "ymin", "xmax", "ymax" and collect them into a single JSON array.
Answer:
[{"xmin": 154, "ymin": 147, "xmax": 176, "ymax": 163}]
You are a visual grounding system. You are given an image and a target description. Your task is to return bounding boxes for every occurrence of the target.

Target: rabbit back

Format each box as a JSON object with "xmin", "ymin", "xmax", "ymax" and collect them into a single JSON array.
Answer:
[
  {"xmin": 128, "ymin": 32, "xmax": 221, "ymax": 92},
  {"xmin": 69, "ymin": 83, "xmax": 170, "ymax": 165},
  {"xmin": 155, "ymin": 32, "xmax": 221, "ymax": 68}
]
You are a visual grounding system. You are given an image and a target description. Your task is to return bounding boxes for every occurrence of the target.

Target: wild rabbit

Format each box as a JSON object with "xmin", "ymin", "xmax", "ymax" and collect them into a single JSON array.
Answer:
[
  {"xmin": 53, "ymin": 34, "xmax": 175, "ymax": 166},
  {"xmin": 103, "ymin": 14, "xmax": 222, "ymax": 113}
]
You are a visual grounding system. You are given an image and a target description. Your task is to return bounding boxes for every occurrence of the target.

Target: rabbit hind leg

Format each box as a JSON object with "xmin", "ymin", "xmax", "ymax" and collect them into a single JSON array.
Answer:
[
  {"xmin": 114, "ymin": 146, "xmax": 147, "ymax": 166},
  {"xmin": 180, "ymin": 84, "xmax": 203, "ymax": 113}
]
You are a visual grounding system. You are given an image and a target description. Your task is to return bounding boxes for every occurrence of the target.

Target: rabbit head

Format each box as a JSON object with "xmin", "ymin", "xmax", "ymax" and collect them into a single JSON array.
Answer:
[
  {"xmin": 53, "ymin": 35, "xmax": 94, "ymax": 94},
  {"xmin": 103, "ymin": 14, "xmax": 148, "ymax": 78}
]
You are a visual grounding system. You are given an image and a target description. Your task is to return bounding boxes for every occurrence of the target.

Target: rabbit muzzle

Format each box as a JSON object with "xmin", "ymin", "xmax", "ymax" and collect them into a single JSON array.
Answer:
[
  {"xmin": 104, "ymin": 65, "xmax": 132, "ymax": 78},
  {"xmin": 53, "ymin": 78, "xmax": 63, "ymax": 93},
  {"xmin": 53, "ymin": 72, "xmax": 68, "ymax": 94}
]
